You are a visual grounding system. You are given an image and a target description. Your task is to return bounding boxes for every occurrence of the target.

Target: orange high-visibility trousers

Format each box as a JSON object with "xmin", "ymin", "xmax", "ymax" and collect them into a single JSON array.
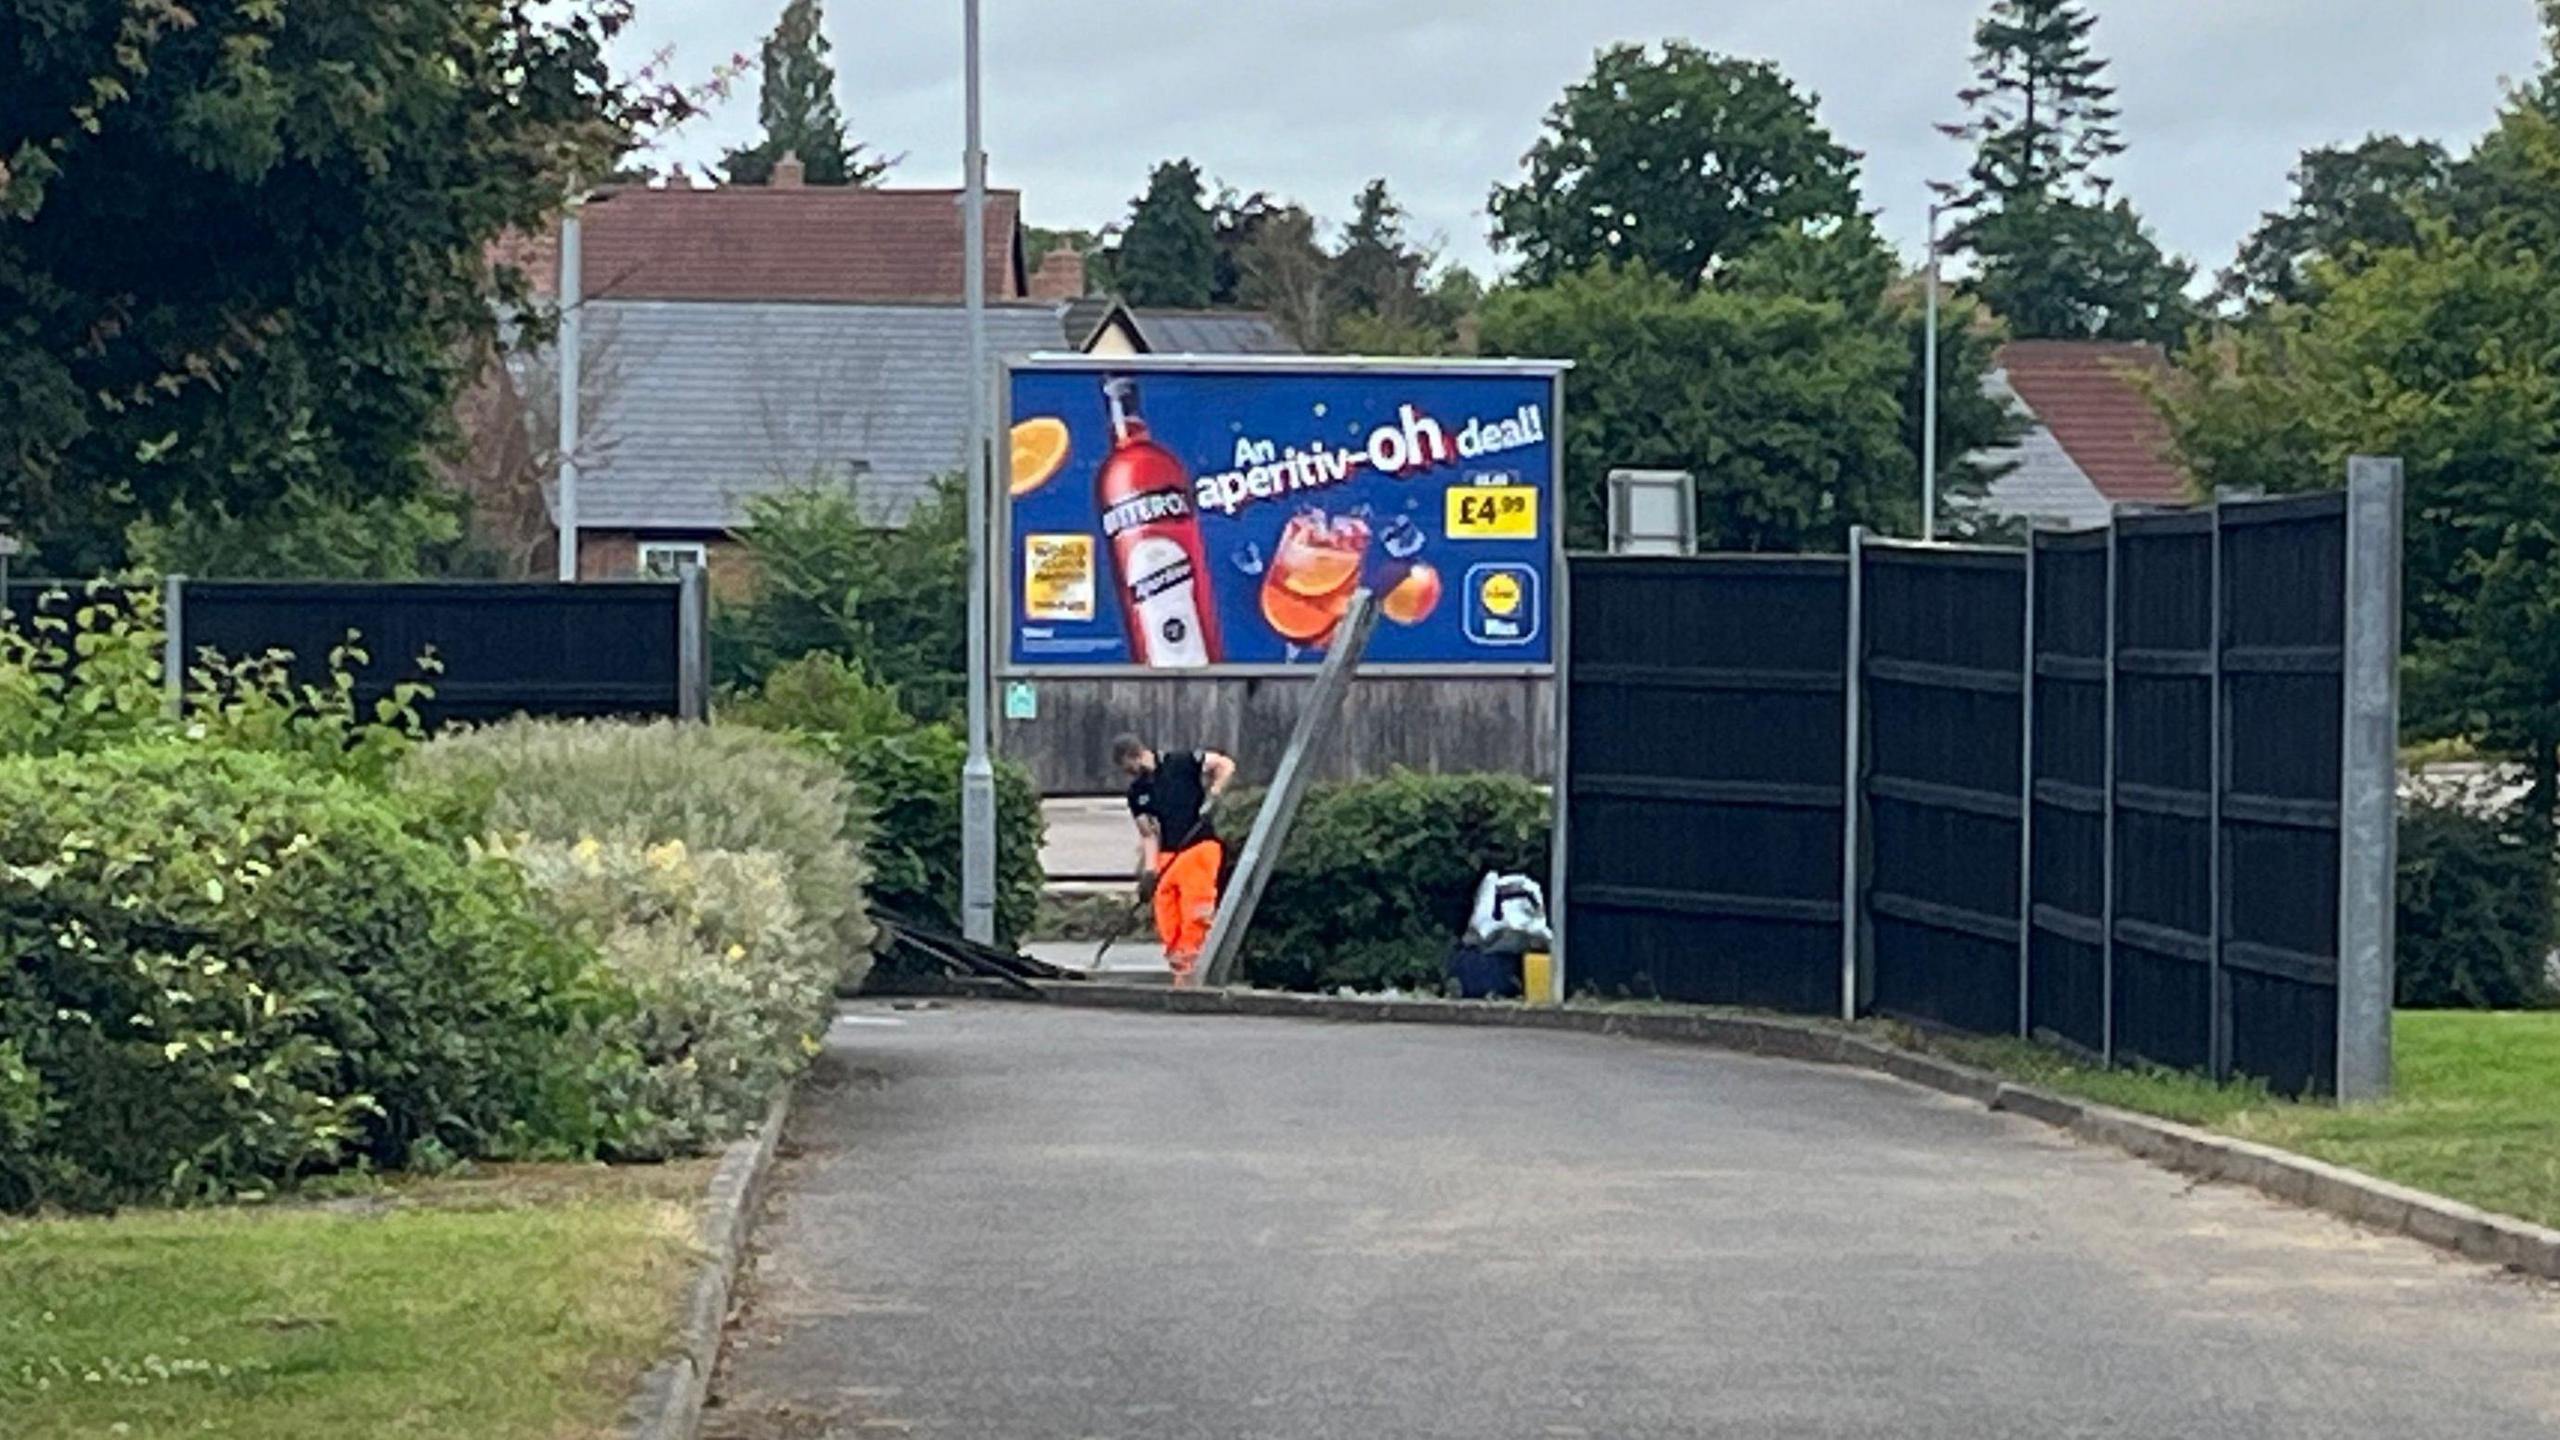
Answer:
[{"xmin": 1155, "ymin": 840, "xmax": 1223, "ymax": 983}]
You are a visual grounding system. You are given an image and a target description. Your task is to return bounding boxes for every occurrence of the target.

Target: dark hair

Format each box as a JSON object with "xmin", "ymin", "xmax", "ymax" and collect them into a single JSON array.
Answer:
[{"xmin": 1109, "ymin": 733, "xmax": 1148, "ymax": 769}]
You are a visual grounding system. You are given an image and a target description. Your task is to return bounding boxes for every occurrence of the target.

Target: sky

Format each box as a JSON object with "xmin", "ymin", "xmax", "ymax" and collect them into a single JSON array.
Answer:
[{"xmin": 615, "ymin": 0, "xmax": 2550, "ymax": 281}]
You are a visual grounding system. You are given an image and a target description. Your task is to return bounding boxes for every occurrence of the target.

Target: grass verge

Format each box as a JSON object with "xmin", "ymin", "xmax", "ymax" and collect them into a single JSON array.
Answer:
[
  {"xmin": 1904, "ymin": 1011, "xmax": 2560, "ymax": 1230},
  {"xmin": 0, "ymin": 1161, "xmax": 712, "ymax": 1440}
]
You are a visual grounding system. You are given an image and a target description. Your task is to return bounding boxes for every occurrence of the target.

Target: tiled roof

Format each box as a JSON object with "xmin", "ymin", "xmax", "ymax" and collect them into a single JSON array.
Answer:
[
  {"xmin": 1976, "ymin": 341, "xmax": 2193, "ymax": 530},
  {"xmin": 521, "ymin": 186, "xmax": 1026, "ymax": 304},
  {"xmin": 1129, "ymin": 309, "xmax": 1299, "ymax": 355},
  {"xmin": 564, "ymin": 300, "xmax": 1071, "ymax": 530}
]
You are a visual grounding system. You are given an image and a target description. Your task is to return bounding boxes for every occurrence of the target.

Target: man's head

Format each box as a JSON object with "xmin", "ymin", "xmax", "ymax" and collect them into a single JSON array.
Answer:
[{"xmin": 1110, "ymin": 733, "xmax": 1155, "ymax": 779}]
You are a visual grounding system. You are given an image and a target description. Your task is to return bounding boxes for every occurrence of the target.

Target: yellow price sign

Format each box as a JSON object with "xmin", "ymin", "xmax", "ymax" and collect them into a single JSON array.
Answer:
[{"xmin": 1445, "ymin": 485, "xmax": 1538, "ymax": 539}]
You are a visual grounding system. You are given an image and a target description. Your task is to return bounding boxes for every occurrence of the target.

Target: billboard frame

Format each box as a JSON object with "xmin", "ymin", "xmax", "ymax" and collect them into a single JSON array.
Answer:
[{"xmin": 996, "ymin": 353, "xmax": 1571, "ymax": 680}]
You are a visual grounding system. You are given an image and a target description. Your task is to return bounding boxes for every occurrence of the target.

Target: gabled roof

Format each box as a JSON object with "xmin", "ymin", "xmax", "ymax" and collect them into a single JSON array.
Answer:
[
  {"xmin": 535, "ymin": 186, "xmax": 1026, "ymax": 304},
  {"xmin": 565, "ymin": 300, "xmax": 1070, "ymax": 531},
  {"xmin": 1062, "ymin": 298, "xmax": 1301, "ymax": 355},
  {"xmin": 1979, "ymin": 340, "xmax": 2192, "ymax": 530}
]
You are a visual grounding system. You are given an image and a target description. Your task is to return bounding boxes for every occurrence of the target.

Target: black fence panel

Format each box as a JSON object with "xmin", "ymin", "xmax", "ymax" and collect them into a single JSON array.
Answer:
[
  {"xmin": 2219, "ymin": 494, "xmax": 2348, "ymax": 1096},
  {"xmin": 2027, "ymin": 530, "xmax": 2109, "ymax": 1054},
  {"xmin": 1564, "ymin": 555, "xmax": 1846, "ymax": 1013},
  {"xmin": 6, "ymin": 578, "xmax": 697, "ymax": 731},
  {"xmin": 1859, "ymin": 544, "xmax": 2026, "ymax": 1036},
  {"xmin": 2111, "ymin": 512, "xmax": 2218, "ymax": 1074},
  {"xmin": 179, "ymin": 581, "xmax": 691, "ymax": 730}
]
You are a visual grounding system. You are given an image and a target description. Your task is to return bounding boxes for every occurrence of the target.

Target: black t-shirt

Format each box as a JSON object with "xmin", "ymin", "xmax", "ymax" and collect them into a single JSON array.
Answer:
[{"xmin": 1129, "ymin": 750, "xmax": 1215, "ymax": 853}]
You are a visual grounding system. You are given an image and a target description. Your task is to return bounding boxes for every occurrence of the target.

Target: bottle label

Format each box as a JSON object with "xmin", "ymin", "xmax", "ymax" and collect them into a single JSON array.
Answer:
[{"xmin": 1123, "ymin": 535, "xmax": 1210, "ymax": 668}]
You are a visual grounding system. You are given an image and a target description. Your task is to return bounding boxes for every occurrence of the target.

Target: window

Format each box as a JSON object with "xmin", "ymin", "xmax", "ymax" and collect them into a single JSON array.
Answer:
[
  {"xmin": 638, "ymin": 541, "xmax": 709, "ymax": 580},
  {"xmin": 1607, "ymin": 470, "xmax": 1697, "ymax": 556}
]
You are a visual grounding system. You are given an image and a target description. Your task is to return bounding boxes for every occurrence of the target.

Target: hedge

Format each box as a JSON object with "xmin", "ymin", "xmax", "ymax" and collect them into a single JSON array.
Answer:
[{"xmin": 0, "ymin": 746, "xmax": 607, "ymax": 1210}]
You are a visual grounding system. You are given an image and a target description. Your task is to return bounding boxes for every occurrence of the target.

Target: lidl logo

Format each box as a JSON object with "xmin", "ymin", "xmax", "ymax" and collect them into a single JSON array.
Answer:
[{"xmin": 1464, "ymin": 564, "xmax": 1539, "ymax": 647}]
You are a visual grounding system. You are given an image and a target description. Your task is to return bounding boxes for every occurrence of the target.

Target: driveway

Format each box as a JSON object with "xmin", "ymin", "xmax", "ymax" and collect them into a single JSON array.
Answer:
[{"xmin": 706, "ymin": 1004, "xmax": 2560, "ymax": 1439}]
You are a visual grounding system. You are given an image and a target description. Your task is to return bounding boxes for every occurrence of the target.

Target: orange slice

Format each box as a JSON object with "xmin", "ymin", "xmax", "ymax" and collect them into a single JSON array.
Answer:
[{"xmin": 1010, "ymin": 417, "xmax": 1071, "ymax": 496}]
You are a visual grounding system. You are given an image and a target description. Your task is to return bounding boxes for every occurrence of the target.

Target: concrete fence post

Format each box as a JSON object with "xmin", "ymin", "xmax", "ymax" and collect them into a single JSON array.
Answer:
[
  {"xmin": 1839, "ymin": 528, "xmax": 1867, "ymax": 1022},
  {"xmin": 161, "ymin": 574, "xmax": 186, "ymax": 718},
  {"xmin": 2337, "ymin": 457, "xmax": 2404, "ymax": 1101},
  {"xmin": 677, "ymin": 562, "xmax": 710, "ymax": 723}
]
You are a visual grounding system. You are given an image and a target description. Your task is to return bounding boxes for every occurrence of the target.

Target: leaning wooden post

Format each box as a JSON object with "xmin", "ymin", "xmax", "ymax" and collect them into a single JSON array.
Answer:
[{"xmin": 1198, "ymin": 589, "xmax": 1380, "ymax": 990}]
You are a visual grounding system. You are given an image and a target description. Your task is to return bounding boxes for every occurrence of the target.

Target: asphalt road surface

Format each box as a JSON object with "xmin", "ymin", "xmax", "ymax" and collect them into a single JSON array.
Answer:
[{"xmin": 705, "ymin": 1004, "xmax": 2560, "ymax": 1440}]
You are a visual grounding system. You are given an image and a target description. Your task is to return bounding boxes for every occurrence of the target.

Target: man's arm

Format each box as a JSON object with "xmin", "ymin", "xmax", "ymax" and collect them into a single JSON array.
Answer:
[
  {"xmin": 1201, "ymin": 751, "xmax": 1236, "ymax": 802},
  {"xmin": 1133, "ymin": 812, "xmax": 1163, "ymax": 877}
]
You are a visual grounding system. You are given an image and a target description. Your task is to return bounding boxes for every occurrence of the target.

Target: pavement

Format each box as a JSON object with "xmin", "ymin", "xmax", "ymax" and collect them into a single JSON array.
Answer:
[
  {"xmin": 705, "ymin": 1004, "xmax": 2560, "ymax": 1440},
  {"xmin": 1040, "ymin": 796, "xmax": 1133, "ymax": 880}
]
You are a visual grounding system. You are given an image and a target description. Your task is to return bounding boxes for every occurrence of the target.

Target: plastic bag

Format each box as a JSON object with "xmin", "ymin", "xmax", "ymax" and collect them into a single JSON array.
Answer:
[{"xmin": 1465, "ymin": 870, "xmax": 1552, "ymax": 954}]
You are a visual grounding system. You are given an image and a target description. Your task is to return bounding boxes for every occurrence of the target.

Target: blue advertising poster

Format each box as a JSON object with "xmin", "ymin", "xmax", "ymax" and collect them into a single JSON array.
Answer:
[{"xmin": 1006, "ymin": 362, "xmax": 1561, "ymax": 670}]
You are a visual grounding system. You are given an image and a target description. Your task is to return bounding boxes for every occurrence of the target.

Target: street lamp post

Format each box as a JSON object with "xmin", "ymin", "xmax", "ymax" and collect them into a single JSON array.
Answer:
[
  {"xmin": 958, "ymin": 0, "xmax": 998, "ymax": 945},
  {"xmin": 1922, "ymin": 198, "xmax": 1944, "ymax": 545},
  {"xmin": 556, "ymin": 196, "xmax": 585, "ymax": 582}
]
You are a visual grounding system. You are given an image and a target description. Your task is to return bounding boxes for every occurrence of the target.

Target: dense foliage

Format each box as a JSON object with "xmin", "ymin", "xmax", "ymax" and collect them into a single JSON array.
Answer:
[
  {"xmin": 1489, "ymin": 42, "xmax": 1860, "ymax": 290},
  {"xmin": 1939, "ymin": 0, "xmax": 2196, "ymax": 344},
  {"xmin": 0, "ymin": 746, "xmax": 608, "ymax": 1210},
  {"xmin": 1225, "ymin": 772, "xmax": 1550, "ymax": 994},
  {"xmin": 711, "ymin": 480, "xmax": 967, "ymax": 722},
  {"xmin": 720, "ymin": 0, "xmax": 892, "ymax": 186},
  {"xmin": 2397, "ymin": 790, "xmax": 2557, "ymax": 1011},
  {"xmin": 0, "ymin": 0, "xmax": 681, "ymax": 570},
  {"xmin": 1116, "ymin": 159, "xmax": 1219, "ymax": 309},
  {"xmin": 726, "ymin": 653, "xmax": 1045, "ymax": 947}
]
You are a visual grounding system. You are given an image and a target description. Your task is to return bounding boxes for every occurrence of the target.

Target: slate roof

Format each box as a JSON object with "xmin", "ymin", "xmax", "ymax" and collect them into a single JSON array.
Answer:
[
  {"xmin": 569, "ymin": 300, "xmax": 1072, "ymax": 530},
  {"xmin": 542, "ymin": 186, "xmax": 1026, "ymax": 304},
  {"xmin": 1977, "ymin": 341, "xmax": 2193, "ymax": 531},
  {"xmin": 1061, "ymin": 299, "xmax": 1301, "ymax": 354}
]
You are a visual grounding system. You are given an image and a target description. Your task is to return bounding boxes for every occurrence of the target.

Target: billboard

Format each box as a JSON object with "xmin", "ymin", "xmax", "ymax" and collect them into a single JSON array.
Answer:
[{"xmin": 1004, "ymin": 359, "xmax": 1564, "ymax": 672}]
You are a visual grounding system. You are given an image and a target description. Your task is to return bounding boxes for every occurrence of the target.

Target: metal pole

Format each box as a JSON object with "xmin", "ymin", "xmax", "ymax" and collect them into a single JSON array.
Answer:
[
  {"xmin": 958, "ymin": 0, "xmax": 998, "ymax": 946},
  {"xmin": 555, "ymin": 201, "xmax": 584, "ymax": 584},
  {"xmin": 2337, "ymin": 457, "xmax": 2404, "ymax": 1101},
  {"xmin": 2208, "ymin": 501, "xmax": 2231, "ymax": 1080},
  {"xmin": 1198, "ymin": 590, "xmax": 1381, "ymax": 990},
  {"xmin": 1922, "ymin": 203, "xmax": 1941, "ymax": 545},
  {"xmin": 1839, "ymin": 527, "xmax": 1867, "ymax": 1021}
]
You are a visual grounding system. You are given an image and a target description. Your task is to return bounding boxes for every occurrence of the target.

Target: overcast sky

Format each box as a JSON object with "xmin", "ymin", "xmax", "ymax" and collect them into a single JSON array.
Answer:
[{"xmin": 617, "ymin": 0, "xmax": 2548, "ymax": 281}]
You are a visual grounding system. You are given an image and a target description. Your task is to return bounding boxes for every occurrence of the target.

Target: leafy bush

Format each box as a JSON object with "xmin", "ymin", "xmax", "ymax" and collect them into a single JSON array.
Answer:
[
  {"xmin": 727, "ymin": 653, "xmax": 1045, "ymax": 947},
  {"xmin": 1229, "ymin": 771, "xmax": 1551, "ymax": 992},
  {"xmin": 402, "ymin": 718, "xmax": 878, "ymax": 988},
  {"xmin": 2398, "ymin": 788, "xmax": 2557, "ymax": 1010},
  {"xmin": 710, "ymin": 479, "xmax": 967, "ymax": 722},
  {"xmin": 0, "ymin": 746, "xmax": 610, "ymax": 1211},
  {"xmin": 0, "ymin": 579, "xmax": 436, "ymax": 781},
  {"xmin": 502, "ymin": 837, "xmax": 836, "ymax": 1158}
]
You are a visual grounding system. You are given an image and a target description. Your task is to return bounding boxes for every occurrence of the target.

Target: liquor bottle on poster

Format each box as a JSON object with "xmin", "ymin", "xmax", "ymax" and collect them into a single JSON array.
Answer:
[{"xmin": 1096, "ymin": 377, "xmax": 1222, "ymax": 666}]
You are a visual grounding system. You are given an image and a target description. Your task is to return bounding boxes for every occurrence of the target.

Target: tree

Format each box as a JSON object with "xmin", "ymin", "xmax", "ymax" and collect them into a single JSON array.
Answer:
[
  {"xmin": 1232, "ymin": 206, "xmax": 1331, "ymax": 349},
  {"xmin": 1115, "ymin": 160, "xmax": 1217, "ymax": 308},
  {"xmin": 1489, "ymin": 42, "xmax": 1862, "ymax": 290},
  {"xmin": 1968, "ymin": 198, "xmax": 2198, "ymax": 343},
  {"xmin": 721, "ymin": 0, "xmax": 891, "ymax": 186},
  {"xmin": 1333, "ymin": 179, "xmax": 1430, "ymax": 324},
  {"xmin": 1940, "ymin": 0, "xmax": 2196, "ymax": 344},
  {"xmin": 1480, "ymin": 263, "xmax": 1922, "ymax": 552},
  {"xmin": 0, "ymin": 1, "xmax": 681, "ymax": 571},
  {"xmin": 2220, "ymin": 136, "xmax": 2453, "ymax": 311}
]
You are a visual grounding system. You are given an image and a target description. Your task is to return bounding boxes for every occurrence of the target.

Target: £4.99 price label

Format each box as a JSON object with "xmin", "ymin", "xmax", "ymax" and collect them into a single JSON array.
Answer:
[{"xmin": 1445, "ymin": 484, "xmax": 1538, "ymax": 539}]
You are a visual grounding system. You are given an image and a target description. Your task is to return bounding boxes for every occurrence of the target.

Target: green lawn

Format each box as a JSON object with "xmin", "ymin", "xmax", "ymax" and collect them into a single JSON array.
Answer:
[
  {"xmin": 1917, "ymin": 1011, "xmax": 2560, "ymax": 1230},
  {"xmin": 0, "ymin": 1163, "xmax": 711, "ymax": 1440}
]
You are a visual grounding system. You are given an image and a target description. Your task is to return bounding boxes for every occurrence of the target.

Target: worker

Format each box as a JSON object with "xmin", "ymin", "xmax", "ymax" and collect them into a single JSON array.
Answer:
[{"xmin": 1113, "ymin": 733, "xmax": 1235, "ymax": 987}]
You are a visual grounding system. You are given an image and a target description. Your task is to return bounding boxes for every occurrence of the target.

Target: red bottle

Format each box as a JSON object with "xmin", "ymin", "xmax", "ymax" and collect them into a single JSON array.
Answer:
[{"xmin": 1096, "ymin": 377, "xmax": 1222, "ymax": 667}]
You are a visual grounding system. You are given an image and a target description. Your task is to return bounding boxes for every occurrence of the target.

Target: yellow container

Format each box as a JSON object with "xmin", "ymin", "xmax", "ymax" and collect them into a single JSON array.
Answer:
[{"xmin": 1520, "ymin": 951, "xmax": 1556, "ymax": 1008}]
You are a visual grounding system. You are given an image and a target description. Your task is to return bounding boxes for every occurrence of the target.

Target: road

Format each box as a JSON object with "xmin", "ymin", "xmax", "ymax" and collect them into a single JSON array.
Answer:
[{"xmin": 705, "ymin": 1004, "xmax": 2560, "ymax": 1440}]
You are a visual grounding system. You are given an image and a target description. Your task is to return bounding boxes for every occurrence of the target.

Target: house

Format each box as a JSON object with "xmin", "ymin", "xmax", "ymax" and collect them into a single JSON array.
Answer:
[
  {"xmin": 1975, "ymin": 340, "xmax": 2193, "ymax": 532},
  {"xmin": 510, "ymin": 165, "xmax": 1298, "ymax": 582}
]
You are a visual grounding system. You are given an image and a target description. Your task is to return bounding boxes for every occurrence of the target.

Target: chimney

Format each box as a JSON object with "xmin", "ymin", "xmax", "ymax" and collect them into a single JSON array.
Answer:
[
  {"xmin": 771, "ymin": 150, "xmax": 806, "ymax": 188},
  {"xmin": 1029, "ymin": 247, "xmax": 1088, "ymax": 301}
]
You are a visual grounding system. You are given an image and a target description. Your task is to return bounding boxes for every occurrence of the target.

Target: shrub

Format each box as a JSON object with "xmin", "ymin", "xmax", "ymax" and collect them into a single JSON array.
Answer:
[
  {"xmin": 402, "ymin": 719, "xmax": 878, "ymax": 988},
  {"xmin": 502, "ymin": 837, "xmax": 836, "ymax": 1158},
  {"xmin": 727, "ymin": 653, "xmax": 1045, "ymax": 947},
  {"xmin": 0, "ymin": 745, "xmax": 609, "ymax": 1211},
  {"xmin": 710, "ymin": 479, "xmax": 967, "ymax": 722},
  {"xmin": 2398, "ymin": 787, "xmax": 2556, "ymax": 1010},
  {"xmin": 1228, "ymin": 770, "xmax": 1551, "ymax": 992}
]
